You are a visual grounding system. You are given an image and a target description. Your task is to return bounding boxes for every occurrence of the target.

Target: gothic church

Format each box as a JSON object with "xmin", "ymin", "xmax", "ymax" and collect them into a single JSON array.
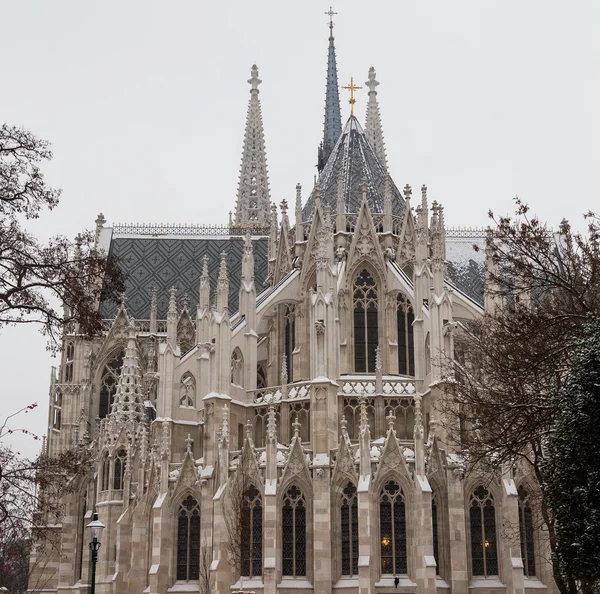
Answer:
[{"xmin": 32, "ymin": 13, "xmax": 556, "ymax": 594}]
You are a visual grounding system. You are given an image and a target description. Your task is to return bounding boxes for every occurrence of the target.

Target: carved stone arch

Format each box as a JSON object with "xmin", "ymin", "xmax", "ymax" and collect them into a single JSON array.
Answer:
[{"xmin": 372, "ymin": 468, "xmax": 414, "ymax": 509}]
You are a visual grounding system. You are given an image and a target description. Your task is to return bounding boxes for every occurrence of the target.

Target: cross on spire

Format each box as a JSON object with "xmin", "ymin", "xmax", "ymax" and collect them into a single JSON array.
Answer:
[
  {"xmin": 185, "ymin": 433, "xmax": 194, "ymax": 454},
  {"xmin": 325, "ymin": 6, "xmax": 337, "ymax": 33},
  {"xmin": 341, "ymin": 77, "xmax": 362, "ymax": 118}
]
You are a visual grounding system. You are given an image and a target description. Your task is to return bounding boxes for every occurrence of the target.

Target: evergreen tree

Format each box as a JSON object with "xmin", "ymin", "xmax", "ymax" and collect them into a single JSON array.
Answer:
[{"xmin": 545, "ymin": 316, "xmax": 600, "ymax": 594}]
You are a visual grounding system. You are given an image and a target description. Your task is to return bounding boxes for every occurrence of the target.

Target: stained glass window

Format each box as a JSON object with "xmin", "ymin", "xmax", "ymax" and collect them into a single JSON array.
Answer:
[
  {"xmin": 341, "ymin": 482, "xmax": 359, "ymax": 576},
  {"xmin": 379, "ymin": 480, "xmax": 407, "ymax": 575},
  {"xmin": 99, "ymin": 350, "xmax": 125, "ymax": 418},
  {"xmin": 469, "ymin": 486, "xmax": 498, "ymax": 576},
  {"xmin": 353, "ymin": 269, "xmax": 378, "ymax": 372},
  {"xmin": 397, "ymin": 294, "xmax": 415, "ymax": 376},
  {"xmin": 176, "ymin": 495, "xmax": 200, "ymax": 581},
  {"xmin": 241, "ymin": 485, "xmax": 262, "ymax": 578},
  {"xmin": 113, "ymin": 449, "xmax": 127, "ymax": 490},
  {"xmin": 518, "ymin": 487, "xmax": 536, "ymax": 577},
  {"xmin": 282, "ymin": 485, "xmax": 306, "ymax": 577}
]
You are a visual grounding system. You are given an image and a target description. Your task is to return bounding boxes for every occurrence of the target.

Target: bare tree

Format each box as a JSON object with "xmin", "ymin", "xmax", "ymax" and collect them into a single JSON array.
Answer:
[
  {"xmin": 439, "ymin": 200, "xmax": 600, "ymax": 594},
  {"xmin": 0, "ymin": 124, "xmax": 124, "ymax": 348},
  {"xmin": 199, "ymin": 539, "xmax": 214, "ymax": 594}
]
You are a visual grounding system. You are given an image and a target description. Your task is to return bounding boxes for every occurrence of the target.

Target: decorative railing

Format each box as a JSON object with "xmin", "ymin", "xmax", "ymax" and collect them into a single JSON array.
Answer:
[
  {"xmin": 248, "ymin": 381, "xmax": 312, "ymax": 405},
  {"xmin": 111, "ymin": 222, "xmax": 271, "ymax": 237},
  {"xmin": 339, "ymin": 378, "xmax": 416, "ymax": 396},
  {"xmin": 100, "ymin": 319, "xmax": 168, "ymax": 333}
]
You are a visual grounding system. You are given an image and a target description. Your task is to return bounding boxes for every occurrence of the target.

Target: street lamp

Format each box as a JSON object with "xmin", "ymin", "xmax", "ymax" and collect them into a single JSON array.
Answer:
[{"xmin": 87, "ymin": 512, "xmax": 105, "ymax": 594}]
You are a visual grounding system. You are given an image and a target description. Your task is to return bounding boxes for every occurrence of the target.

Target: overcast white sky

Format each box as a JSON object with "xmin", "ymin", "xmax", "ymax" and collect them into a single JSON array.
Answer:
[{"xmin": 1, "ymin": 0, "xmax": 599, "ymax": 457}]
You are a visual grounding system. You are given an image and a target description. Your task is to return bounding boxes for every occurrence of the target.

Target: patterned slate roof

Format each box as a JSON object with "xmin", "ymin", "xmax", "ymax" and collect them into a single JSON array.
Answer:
[
  {"xmin": 100, "ymin": 235, "xmax": 269, "ymax": 320},
  {"xmin": 304, "ymin": 117, "xmax": 404, "ymax": 218},
  {"xmin": 445, "ymin": 229, "xmax": 486, "ymax": 307}
]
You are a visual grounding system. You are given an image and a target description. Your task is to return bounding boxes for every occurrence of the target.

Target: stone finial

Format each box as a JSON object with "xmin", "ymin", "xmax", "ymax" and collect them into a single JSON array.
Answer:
[
  {"xmin": 387, "ymin": 409, "xmax": 396, "ymax": 432},
  {"xmin": 340, "ymin": 415, "xmax": 348, "ymax": 440},
  {"xmin": 295, "ymin": 184, "xmax": 302, "ymax": 212},
  {"xmin": 218, "ymin": 252, "xmax": 228, "ymax": 282},
  {"xmin": 246, "ymin": 418, "xmax": 253, "ymax": 441},
  {"xmin": 375, "ymin": 345, "xmax": 382, "ymax": 373},
  {"xmin": 182, "ymin": 293, "xmax": 189, "ymax": 311},
  {"xmin": 280, "ymin": 199, "xmax": 288, "ymax": 217},
  {"xmin": 365, "ymin": 66, "xmax": 379, "ymax": 93},
  {"xmin": 161, "ymin": 421, "xmax": 170, "ymax": 458},
  {"xmin": 359, "ymin": 397, "xmax": 368, "ymax": 429},
  {"xmin": 185, "ymin": 434, "xmax": 193, "ymax": 454},
  {"xmin": 248, "ymin": 64, "xmax": 261, "ymax": 93},
  {"xmin": 267, "ymin": 404, "xmax": 276, "ymax": 442},
  {"xmin": 168, "ymin": 287, "xmax": 177, "ymax": 316},
  {"xmin": 201, "ymin": 254, "xmax": 209, "ymax": 279},
  {"xmin": 281, "ymin": 354, "xmax": 288, "ymax": 384},
  {"xmin": 404, "ymin": 184, "xmax": 412, "ymax": 201},
  {"xmin": 361, "ymin": 177, "xmax": 368, "ymax": 202},
  {"xmin": 222, "ymin": 404, "xmax": 229, "ymax": 443},
  {"xmin": 292, "ymin": 416, "xmax": 301, "ymax": 439},
  {"xmin": 95, "ymin": 213, "xmax": 106, "ymax": 228}
]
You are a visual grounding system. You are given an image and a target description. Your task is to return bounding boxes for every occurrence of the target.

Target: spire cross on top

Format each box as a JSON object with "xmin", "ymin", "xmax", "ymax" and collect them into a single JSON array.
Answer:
[
  {"xmin": 341, "ymin": 77, "xmax": 362, "ymax": 118},
  {"xmin": 325, "ymin": 6, "xmax": 337, "ymax": 31}
]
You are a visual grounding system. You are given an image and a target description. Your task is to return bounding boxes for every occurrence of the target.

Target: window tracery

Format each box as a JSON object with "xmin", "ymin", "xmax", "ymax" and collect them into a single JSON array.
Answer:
[
  {"xmin": 289, "ymin": 401, "xmax": 310, "ymax": 442},
  {"xmin": 177, "ymin": 315, "xmax": 195, "ymax": 356},
  {"xmin": 179, "ymin": 373, "xmax": 196, "ymax": 408},
  {"xmin": 353, "ymin": 269, "xmax": 379, "ymax": 372},
  {"xmin": 64, "ymin": 342, "xmax": 74, "ymax": 383},
  {"xmin": 113, "ymin": 449, "xmax": 127, "ymax": 490},
  {"xmin": 518, "ymin": 487, "xmax": 536, "ymax": 577},
  {"xmin": 176, "ymin": 495, "xmax": 200, "ymax": 581},
  {"xmin": 469, "ymin": 486, "xmax": 498, "ymax": 576},
  {"xmin": 282, "ymin": 485, "xmax": 306, "ymax": 577},
  {"xmin": 379, "ymin": 480, "xmax": 407, "ymax": 575},
  {"xmin": 101, "ymin": 454, "xmax": 110, "ymax": 491},
  {"xmin": 99, "ymin": 350, "xmax": 125, "ymax": 418},
  {"xmin": 241, "ymin": 485, "xmax": 263, "ymax": 578},
  {"xmin": 341, "ymin": 482, "xmax": 359, "ymax": 576},
  {"xmin": 231, "ymin": 349, "xmax": 244, "ymax": 386},
  {"xmin": 342, "ymin": 398, "xmax": 375, "ymax": 440},
  {"xmin": 384, "ymin": 398, "xmax": 415, "ymax": 440},
  {"xmin": 397, "ymin": 294, "xmax": 415, "ymax": 376}
]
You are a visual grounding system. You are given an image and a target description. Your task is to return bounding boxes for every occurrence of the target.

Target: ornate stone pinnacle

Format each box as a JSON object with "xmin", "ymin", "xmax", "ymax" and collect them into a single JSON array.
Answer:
[
  {"xmin": 267, "ymin": 404, "xmax": 276, "ymax": 441},
  {"xmin": 281, "ymin": 354, "xmax": 288, "ymax": 384},
  {"xmin": 168, "ymin": 287, "xmax": 177, "ymax": 315},
  {"xmin": 293, "ymin": 416, "xmax": 301, "ymax": 439},
  {"xmin": 387, "ymin": 410, "xmax": 396, "ymax": 431},
  {"xmin": 248, "ymin": 64, "xmax": 261, "ymax": 93},
  {"xmin": 218, "ymin": 252, "xmax": 228, "ymax": 281},
  {"xmin": 375, "ymin": 345, "xmax": 382, "ymax": 372},
  {"xmin": 185, "ymin": 433, "xmax": 193, "ymax": 454},
  {"xmin": 359, "ymin": 397, "xmax": 368, "ymax": 428},
  {"xmin": 340, "ymin": 414, "xmax": 348, "ymax": 435},
  {"xmin": 202, "ymin": 254, "xmax": 209, "ymax": 279},
  {"xmin": 182, "ymin": 293, "xmax": 190, "ymax": 311},
  {"xmin": 280, "ymin": 199, "xmax": 288, "ymax": 216},
  {"xmin": 95, "ymin": 213, "xmax": 106, "ymax": 227},
  {"xmin": 246, "ymin": 418, "xmax": 253, "ymax": 441},
  {"xmin": 404, "ymin": 184, "xmax": 412, "ymax": 200},
  {"xmin": 365, "ymin": 66, "xmax": 379, "ymax": 94},
  {"xmin": 222, "ymin": 404, "xmax": 229, "ymax": 442}
]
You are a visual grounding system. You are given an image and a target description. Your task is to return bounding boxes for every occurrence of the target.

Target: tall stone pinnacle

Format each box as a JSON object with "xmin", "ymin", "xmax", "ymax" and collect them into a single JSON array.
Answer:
[
  {"xmin": 110, "ymin": 331, "xmax": 146, "ymax": 424},
  {"xmin": 234, "ymin": 65, "xmax": 271, "ymax": 226},
  {"xmin": 317, "ymin": 11, "xmax": 343, "ymax": 173},
  {"xmin": 364, "ymin": 66, "xmax": 388, "ymax": 169}
]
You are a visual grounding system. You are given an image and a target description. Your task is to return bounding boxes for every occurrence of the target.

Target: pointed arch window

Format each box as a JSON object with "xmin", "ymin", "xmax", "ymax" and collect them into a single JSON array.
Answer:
[
  {"xmin": 113, "ymin": 449, "xmax": 127, "ymax": 490},
  {"xmin": 179, "ymin": 373, "xmax": 195, "ymax": 408},
  {"xmin": 231, "ymin": 349, "xmax": 244, "ymax": 386},
  {"xmin": 380, "ymin": 480, "xmax": 407, "ymax": 575},
  {"xmin": 176, "ymin": 495, "xmax": 200, "ymax": 581},
  {"xmin": 341, "ymin": 482, "xmax": 359, "ymax": 576},
  {"xmin": 518, "ymin": 487, "xmax": 536, "ymax": 577},
  {"xmin": 99, "ymin": 350, "xmax": 125, "ymax": 418},
  {"xmin": 64, "ymin": 342, "xmax": 74, "ymax": 383},
  {"xmin": 283, "ymin": 305, "xmax": 296, "ymax": 383},
  {"xmin": 101, "ymin": 454, "xmax": 110, "ymax": 491},
  {"xmin": 282, "ymin": 485, "xmax": 306, "ymax": 577},
  {"xmin": 397, "ymin": 294, "xmax": 415, "ymax": 376},
  {"xmin": 353, "ymin": 269, "xmax": 378, "ymax": 372},
  {"xmin": 470, "ymin": 486, "xmax": 498, "ymax": 576},
  {"xmin": 241, "ymin": 485, "xmax": 263, "ymax": 578},
  {"xmin": 432, "ymin": 493, "xmax": 440, "ymax": 574},
  {"xmin": 177, "ymin": 314, "xmax": 195, "ymax": 356}
]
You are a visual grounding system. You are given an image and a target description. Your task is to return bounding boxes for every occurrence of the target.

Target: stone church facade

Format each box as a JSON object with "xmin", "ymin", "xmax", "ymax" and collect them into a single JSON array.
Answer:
[{"xmin": 31, "ymin": 17, "xmax": 557, "ymax": 594}]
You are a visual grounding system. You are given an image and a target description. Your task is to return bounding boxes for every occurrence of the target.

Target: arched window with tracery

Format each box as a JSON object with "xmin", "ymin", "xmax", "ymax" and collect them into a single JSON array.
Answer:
[
  {"xmin": 283, "ymin": 305, "xmax": 296, "ymax": 383},
  {"xmin": 113, "ymin": 449, "xmax": 127, "ymax": 490},
  {"xmin": 353, "ymin": 269, "xmax": 379, "ymax": 372},
  {"xmin": 176, "ymin": 495, "xmax": 200, "ymax": 581},
  {"xmin": 341, "ymin": 482, "xmax": 359, "ymax": 576},
  {"xmin": 179, "ymin": 373, "xmax": 195, "ymax": 408},
  {"xmin": 101, "ymin": 454, "xmax": 110, "ymax": 491},
  {"xmin": 241, "ymin": 485, "xmax": 263, "ymax": 578},
  {"xmin": 397, "ymin": 294, "xmax": 415, "ymax": 376},
  {"xmin": 177, "ymin": 313, "xmax": 195, "ymax": 356},
  {"xmin": 380, "ymin": 480, "xmax": 407, "ymax": 575},
  {"xmin": 518, "ymin": 487, "xmax": 536, "ymax": 577},
  {"xmin": 282, "ymin": 485, "xmax": 306, "ymax": 577},
  {"xmin": 231, "ymin": 349, "xmax": 244, "ymax": 386},
  {"xmin": 99, "ymin": 350, "xmax": 125, "ymax": 418},
  {"xmin": 64, "ymin": 342, "xmax": 74, "ymax": 383},
  {"xmin": 470, "ymin": 486, "xmax": 498, "ymax": 576}
]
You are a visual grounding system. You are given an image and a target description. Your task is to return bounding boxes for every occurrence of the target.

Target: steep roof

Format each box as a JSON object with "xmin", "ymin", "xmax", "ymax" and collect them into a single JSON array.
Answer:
[
  {"xmin": 304, "ymin": 116, "xmax": 404, "ymax": 218},
  {"xmin": 99, "ymin": 231, "xmax": 269, "ymax": 320}
]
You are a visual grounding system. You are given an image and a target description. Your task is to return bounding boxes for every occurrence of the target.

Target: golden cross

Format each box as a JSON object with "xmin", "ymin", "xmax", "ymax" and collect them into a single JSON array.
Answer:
[{"xmin": 341, "ymin": 77, "xmax": 362, "ymax": 117}]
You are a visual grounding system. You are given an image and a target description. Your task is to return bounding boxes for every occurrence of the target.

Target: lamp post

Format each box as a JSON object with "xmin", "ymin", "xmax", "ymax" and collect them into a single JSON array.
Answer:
[{"xmin": 87, "ymin": 512, "xmax": 105, "ymax": 594}]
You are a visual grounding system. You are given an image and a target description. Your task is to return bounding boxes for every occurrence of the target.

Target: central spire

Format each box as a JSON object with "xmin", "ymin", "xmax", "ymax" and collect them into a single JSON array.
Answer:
[
  {"xmin": 318, "ymin": 7, "xmax": 342, "ymax": 174},
  {"xmin": 234, "ymin": 65, "xmax": 271, "ymax": 226}
]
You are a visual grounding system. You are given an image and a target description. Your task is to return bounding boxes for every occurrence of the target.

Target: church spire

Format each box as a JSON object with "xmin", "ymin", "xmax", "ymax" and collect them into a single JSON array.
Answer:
[
  {"xmin": 318, "ymin": 7, "xmax": 342, "ymax": 174},
  {"xmin": 234, "ymin": 65, "xmax": 271, "ymax": 225},
  {"xmin": 364, "ymin": 66, "xmax": 387, "ymax": 169}
]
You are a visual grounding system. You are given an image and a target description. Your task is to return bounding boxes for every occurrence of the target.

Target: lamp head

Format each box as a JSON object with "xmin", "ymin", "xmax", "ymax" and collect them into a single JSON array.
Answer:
[{"xmin": 87, "ymin": 512, "xmax": 105, "ymax": 544}]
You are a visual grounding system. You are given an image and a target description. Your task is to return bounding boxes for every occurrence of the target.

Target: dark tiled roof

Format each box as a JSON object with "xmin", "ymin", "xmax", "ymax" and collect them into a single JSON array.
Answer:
[
  {"xmin": 304, "ymin": 117, "xmax": 404, "ymax": 218},
  {"xmin": 100, "ymin": 235, "xmax": 269, "ymax": 320},
  {"xmin": 445, "ymin": 230, "xmax": 486, "ymax": 307}
]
